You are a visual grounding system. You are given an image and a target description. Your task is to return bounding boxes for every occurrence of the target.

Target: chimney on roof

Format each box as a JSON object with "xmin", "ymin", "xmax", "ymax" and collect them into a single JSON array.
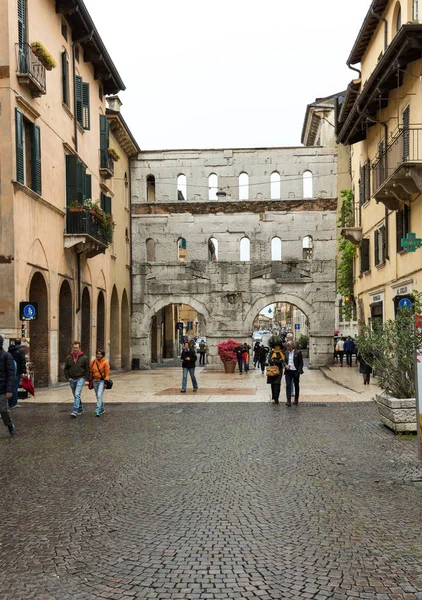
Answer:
[{"xmin": 107, "ymin": 96, "xmax": 122, "ymax": 113}]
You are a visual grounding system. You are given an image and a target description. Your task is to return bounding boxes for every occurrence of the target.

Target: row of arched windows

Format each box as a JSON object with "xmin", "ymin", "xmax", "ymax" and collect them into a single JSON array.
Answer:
[
  {"xmin": 145, "ymin": 236, "xmax": 313, "ymax": 262},
  {"xmin": 146, "ymin": 171, "xmax": 314, "ymax": 202}
]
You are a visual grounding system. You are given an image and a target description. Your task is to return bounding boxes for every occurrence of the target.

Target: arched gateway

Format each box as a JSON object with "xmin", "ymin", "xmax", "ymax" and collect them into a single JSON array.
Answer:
[{"xmin": 130, "ymin": 147, "xmax": 338, "ymax": 369}]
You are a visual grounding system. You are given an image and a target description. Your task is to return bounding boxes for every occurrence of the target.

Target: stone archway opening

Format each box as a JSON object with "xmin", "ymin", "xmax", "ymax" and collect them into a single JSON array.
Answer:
[
  {"xmin": 59, "ymin": 280, "xmax": 73, "ymax": 381},
  {"xmin": 81, "ymin": 287, "xmax": 91, "ymax": 360},
  {"xmin": 110, "ymin": 286, "xmax": 120, "ymax": 369},
  {"xmin": 29, "ymin": 272, "xmax": 49, "ymax": 387},
  {"xmin": 150, "ymin": 303, "xmax": 207, "ymax": 366},
  {"xmin": 121, "ymin": 289, "xmax": 130, "ymax": 369},
  {"xmin": 96, "ymin": 291, "xmax": 106, "ymax": 351}
]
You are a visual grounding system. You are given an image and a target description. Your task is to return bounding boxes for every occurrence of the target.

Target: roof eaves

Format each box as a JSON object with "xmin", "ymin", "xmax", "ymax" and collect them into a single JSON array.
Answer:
[{"xmin": 347, "ymin": 0, "xmax": 389, "ymax": 65}]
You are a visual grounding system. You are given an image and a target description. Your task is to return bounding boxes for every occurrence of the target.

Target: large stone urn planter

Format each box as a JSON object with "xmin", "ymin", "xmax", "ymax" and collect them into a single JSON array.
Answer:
[
  {"xmin": 375, "ymin": 393, "xmax": 417, "ymax": 433},
  {"xmin": 222, "ymin": 361, "xmax": 236, "ymax": 374}
]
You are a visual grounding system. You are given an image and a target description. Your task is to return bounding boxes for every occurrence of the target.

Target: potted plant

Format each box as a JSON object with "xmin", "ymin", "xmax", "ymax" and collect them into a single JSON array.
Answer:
[
  {"xmin": 107, "ymin": 148, "xmax": 120, "ymax": 162},
  {"xmin": 298, "ymin": 335, "xmax": 309, "ymax": 358},
  {"xmin": 217, "ymin": 338, "xmax": 239, "ymax": 373},
  {"xmin": 31, "ymin": 42, "xmax": 57, "ymax": 70},
  {"xmin": 68, "ymin": 200, "xmax": 83, "ymax": 213},
  {"xmin": 356, "ymin": 293, "xmax": 422, "ymax": 433}
]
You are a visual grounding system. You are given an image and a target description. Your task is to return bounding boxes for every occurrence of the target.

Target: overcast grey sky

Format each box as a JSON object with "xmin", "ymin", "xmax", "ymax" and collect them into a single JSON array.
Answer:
[{"xmin": 86, "ymin": 0, "xmax": 370, "ymax": 150}]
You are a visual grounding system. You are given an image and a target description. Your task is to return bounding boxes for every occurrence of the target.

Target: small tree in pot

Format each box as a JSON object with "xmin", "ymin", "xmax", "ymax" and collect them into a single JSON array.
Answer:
[{"xmin": 217, "ymin": 339, "xmax": 239, "ymax": 373}]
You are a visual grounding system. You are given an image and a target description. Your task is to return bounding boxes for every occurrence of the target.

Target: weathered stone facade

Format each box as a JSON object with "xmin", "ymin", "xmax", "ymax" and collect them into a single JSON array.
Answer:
[{"xmin": 131, "ymin": 147, "xmax": 338, "ymax": 368}]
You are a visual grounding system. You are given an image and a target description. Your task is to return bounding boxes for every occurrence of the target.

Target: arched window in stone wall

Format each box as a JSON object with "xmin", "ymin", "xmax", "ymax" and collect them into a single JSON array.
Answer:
[
  {"xmin": 271, "ymin": 237, "xmax": 282, "ymax": 261},
  {"xmin": 303, "ymin": 171, "xmax": 313, "ymax": 198},
  {"xmin": 239, "ymin": 172, "xmax": 249, "ymax": 200},
  {"xmin": 178, "ymin": 237, "xmax": 187, "ymax": 262},
  {"xmin": 146, "ymin": 238, "xmax": 155, "ymax": 261},
  {"xmin": 240, "ymin": 237, "xmax": 250, "ymax": 261},
  {"xmin": 208, "ymin": 174, "xmax": 218, "ymax": 200},
  {"xmin": 302, "ymin": 235, "xmax": 313, "ymax": 260},
  {"xmin": 208, "ymin": 237, "xmax": 218, "ymax": 261},
  {"xmin": 270, "ymin": 171, "xmax": 281, "ymax": 200},
  {"xmin": 177, "ymin": 174, "xmax": 187, "ymax": 201},
  {"xmin": 147, "ymin": 175, "xmax": 155, "ymax": 201}
]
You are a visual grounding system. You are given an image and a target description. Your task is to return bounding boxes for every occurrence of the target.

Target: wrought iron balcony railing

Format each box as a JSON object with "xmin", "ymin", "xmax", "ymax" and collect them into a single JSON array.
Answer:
[
  {"xmin": 99, "ymin": 150, "xmax": 114, "ymax": 178},
  {"xmin": 372, "ymin": 128, "xmax": 422, "ymax": 194},
  {"xmin": 15, "ymin": 43, "xmax": 46, "ymax": 97},
  {"xmin": 66, "ymin": 209, "xmax": 109, "ymax": 247}
]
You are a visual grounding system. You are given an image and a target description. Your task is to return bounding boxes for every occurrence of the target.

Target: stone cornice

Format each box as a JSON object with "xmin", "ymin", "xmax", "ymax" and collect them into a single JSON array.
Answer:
[{"xmin": 132, "ymin": 198, "xmax": 338, "ymax": 216}]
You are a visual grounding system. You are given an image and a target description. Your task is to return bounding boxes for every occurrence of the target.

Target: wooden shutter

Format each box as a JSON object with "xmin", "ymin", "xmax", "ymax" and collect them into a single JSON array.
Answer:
[
  {"xmin": 17, "ymin": 0, "xmax": 26, "ymax": 71},
  {"xmin": 75, "ymin": 75, "xmax": 83, "ymax": 126},
  {"xmin": 364, "ymin": 161, "xmax": 371, "ymax": 202},
  {"xmin": 374, "ymin": 230, "xmax": 379, "ymax": 266},
  {"xmin": 62, "ymin": 51, "xmax": 69, "ymax": 106},
  {"xmin": 396, "ymin": 210, "xmax": 404, "ymax": 252},
  {"xmin": 359, "ymin": 166, "xmax": 364, "ymax": 205},
  {"xmin": 82, "ymin": 82, "xmax": 90, "ymax": 130},
  {"xmin": 360, "ymin": 238, "xmax": 370, "ymax": 273},
  {"xmin": 380, "ymin": 225, "xmax": 386, "ymax": 263},
  {"xmin": 76, "ymin": 162, "xmax": 86, "ymax": 202},
  {"xmin": 100, "ymin": 192, "xmax": 112, "ymax": 215},
  {"xmin": 402, "ymin": 106, "xmax": 410, "ymax": 160},
  {"xmin": 66, "ymin": 154, "xmax": 78, "ymax": 205},
  {"xmin": 99, "ymin": 115, "xmax": 109, "ymax": 167},
  {"xmin": 85, "ymin": 174, "xmax": 92, "ymax": 201},
  {"xmin": 30, "ymin": 123, "xmax": 42, "ymax": 195},
  {"xmin": 404, "ymin": 204, "xmax": 410, "ymax": 236},
  {"xmin": 15, "ymin": 108, "xmax": 25, "ymax": 184}
]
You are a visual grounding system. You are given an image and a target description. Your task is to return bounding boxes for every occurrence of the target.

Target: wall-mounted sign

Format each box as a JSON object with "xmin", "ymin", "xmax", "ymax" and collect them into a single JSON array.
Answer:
[
  {"xmin": 294, "ymin": 323, "xmax": 300, "ymax": 329},
  {"xmin": 369, "ymin": 291, "xmax": 384, "ymax": 305},
  {"xmin": 401, "ymin": 232, "xmax": 422, "ymax": 252},
  {"xmin": 392, "ymin": 283, "xmax": 413, "ymax": 297},
  {"xmin": 19, "ymin": 302, "xmax": 38, "ymax": 321}
]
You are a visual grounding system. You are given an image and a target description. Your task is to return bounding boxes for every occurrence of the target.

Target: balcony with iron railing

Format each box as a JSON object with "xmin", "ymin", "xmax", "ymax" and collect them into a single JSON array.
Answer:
[
  {"xmin": 340, "ymin": 199, "xmax": 362, "ymax": 245},
  {"xmin": 372, "ymin": 128, "xmax": 422, "ymax": 210},
  {"xmin": 99, "ymin": 150, "xmax": 114, "ymax": 179},
  {"xmin": 15, "ymin": 43, "xmax": 46, "ymax": 97},
  {"xmin": 64, "ymin": 209, "xmax": 109, "ymax": 258}
]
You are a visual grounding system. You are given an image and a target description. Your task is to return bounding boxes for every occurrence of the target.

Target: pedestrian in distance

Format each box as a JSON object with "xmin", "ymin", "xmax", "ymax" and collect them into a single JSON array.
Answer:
[
  {"xmin": 258, "ymin": 345, "xmax": 269, "ymax": 374},
  {"xmin": 0, "ymin": 335, "xmax": 16, "ymax": 436},
  {"xmin": 253, "ymin": 341, "xmax": 261, "ymax": 368},
  {"xmin": 64, "ymin": 341, "xmax": 90, "ymax": 418},
  {"xmin": 7, "ymin": 339, "xmax": 27, "ymax": 408},
  {"xmin": 266, "ymin": 343, "xmax": 285, "ymax": 404},
  {"xmin": 358, "ymin": 353, "xmax": 373, "ymax": 385},
  {"xmin": 336, "ymin": 337, "xmax": 345, "ymax": 367},
  {"xmin": 90, "ymin": 349, "xmax": 110, "ymax": 416},
  {"xmin": 181, "ymin": 341, "xmax": 198, "ymax": 393},
  {"xmin": 344, "ymin": 336, "xmax": 355, "ymax": 367},
  {"xmin": 284, "ymin": 342, "xmax": 304, "ymax": 407},
  {"xmin": 235, "ymin": 343, "xmax": 244, "ymax": 374},
  {"xmin": 242, "ymin": 342, "xmax": 250, "ymax": 374},
  {"xmin": 198, "ymin": 340, "xmax": 207, "ymax": 366}
]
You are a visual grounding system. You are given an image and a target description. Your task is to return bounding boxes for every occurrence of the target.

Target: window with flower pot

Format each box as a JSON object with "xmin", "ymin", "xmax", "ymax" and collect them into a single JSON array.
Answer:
[{"xmin": 15, "ymin": 108, "xmax": 42, "ymax": 195}]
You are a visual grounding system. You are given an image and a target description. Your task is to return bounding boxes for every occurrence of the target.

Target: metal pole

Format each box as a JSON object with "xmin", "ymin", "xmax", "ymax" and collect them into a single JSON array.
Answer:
[{"xmin": 416, "ymin": 315, "xmax": 422, "ymax": 459}]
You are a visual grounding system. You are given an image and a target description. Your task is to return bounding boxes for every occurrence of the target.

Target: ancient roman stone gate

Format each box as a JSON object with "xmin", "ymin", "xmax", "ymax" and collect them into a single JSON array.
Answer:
[{"xmin": 131, "ymin": 147, "xmax": 338, "ymax": 368}]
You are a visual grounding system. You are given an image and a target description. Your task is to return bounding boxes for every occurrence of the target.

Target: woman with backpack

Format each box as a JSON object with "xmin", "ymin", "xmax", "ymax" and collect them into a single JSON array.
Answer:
[{"xmin": 90, "ymin": 349, "xmax": 110, "ymax": 416}]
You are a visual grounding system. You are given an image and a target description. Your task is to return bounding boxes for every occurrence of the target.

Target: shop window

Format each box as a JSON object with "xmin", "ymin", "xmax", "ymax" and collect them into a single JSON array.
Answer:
[
  {"xmin": 240, "ymin": 237, "xmax": 250, "ymax": 261},
  {"xmin": 239, "ymin": 172, "xmax": 249, "ymax": 200},
  {"xmin": 270, "ymin": 171, "xmax": 281, "ymax": 200},
  {"xmin": 208, "ymin": 237, "xmax": 218, "ymax": 261},
  {"xmin": 177, "ymin": 174, "xmax": 187, "ymax": 201},
  {"xmin": 147, "ymin": 175, "xmax": 156, "ymax": 201},
  {"xmin": 146, "ymin": 238, "xmax": 155, "ymax": 261},
  {"xmin": 303, "ymin": 171, "xmax": 313, "ymax": 198},
  {"xmin": 178, "ymin": 237, "xmax": 187, "ymax": 262},
  {"xmin": 209, "ymin": 174, "xmax": 218, "ymax": 200},
  {"xmin": 271, "ymin": 237, "xmax": 282, "ymax": 261},
  {"xmin": 302, "ymin": 235, "xmax": 313, "ymax": 259}
]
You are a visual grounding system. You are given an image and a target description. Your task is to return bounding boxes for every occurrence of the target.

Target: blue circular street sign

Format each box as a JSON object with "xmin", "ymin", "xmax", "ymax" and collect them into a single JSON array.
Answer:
[
  {"xmin": 398, "ymin": 298, "xmax": 412, "ymax": 309},
  {"xmin": 23, "ymin": 304, "xmax": 36, "ymax": 319}
]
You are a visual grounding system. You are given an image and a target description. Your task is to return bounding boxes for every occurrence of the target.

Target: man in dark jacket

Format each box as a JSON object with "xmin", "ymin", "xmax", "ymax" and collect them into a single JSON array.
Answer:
[
  {"xmin": 284, "ymin": 342, "xmax": 304, "ymax": 407},
  {"xmin": 64, "ymin": 341, "xmax": 90, "ymax": 418},
  {"xmin": 8, "ymin": 339, "xmax": 27, "ymax": 407},
  {"xmin": 180, "ymin": 341, "xmax": 198, "ymax": 392},
  {"xmin": 344, "ymin": 336, "xmax": 355, "ymax": 367},
  {"xmin": 0, "ymin": 335, "xmax": 16, "ymax": 435}
]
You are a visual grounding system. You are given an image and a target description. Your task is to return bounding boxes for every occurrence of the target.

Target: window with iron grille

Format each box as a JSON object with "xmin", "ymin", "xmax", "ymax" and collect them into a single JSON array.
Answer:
[{"xmin": 396, "ymin": 205, "xmax": 410, "ymax": 252}]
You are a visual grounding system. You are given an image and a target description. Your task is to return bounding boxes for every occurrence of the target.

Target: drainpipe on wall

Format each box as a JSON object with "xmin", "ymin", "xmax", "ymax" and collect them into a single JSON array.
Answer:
[
  {"xmin": 371, "ymin": 9, "xmax": 388, "ymax": 52},
  {"xmin": 347, "ymin": 62, "xmax": 361, "ymax": 79}
]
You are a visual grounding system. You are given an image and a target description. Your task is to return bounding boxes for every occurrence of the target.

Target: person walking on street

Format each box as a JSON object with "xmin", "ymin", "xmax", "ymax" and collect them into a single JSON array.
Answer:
[
  {"xmin": 358, "ymin": 353, "xmax": 373, "ymax": 385},
  {"xmin": 284, "ymin": 342, "xmax": 304, "ymax": 407},
  {"xmin": 235, "ymin": 344, "xmax": 244, "ymax": 374},
  {"xmin": 242, "ymin": 343, "xmax": 250, "ymax": 374},
  {"xmin": 0, "ymin": 335, "xmax": 16, "ymax": 436},
  {"xmin": 198, "ymin": 340, "xmax": 207, "ymax": 366},
  {"xmin": 7, "ymin": 339, "xmax": 27, "ymax": 408},
  {"xmin": 258, "ymin": 345, "xmax": 269, "ymax": 374},
  {"xmin": 266, "ymin": 343, "xmax": 285, "ymax": 404},
  {"xmin": 90, "ymin": 349, "xmax": 110, "ymax": 416},
  {"xmin": 64, "ymin": 341, "xmax": 90, "ymax": 418},
  {"xmin": 253, "ymin": 341, "xmax": 261, "ymax": 368},
  {"xmin": 181, "ymin": 341, "xmax": 198, "ymax": 392},
  {"xmin": 336, "ymin": 337, "xmax": 345, "ymax": 367},
  {"xmin": 344, "ymin": 336, "xmax": 355, "ymax": 367}
]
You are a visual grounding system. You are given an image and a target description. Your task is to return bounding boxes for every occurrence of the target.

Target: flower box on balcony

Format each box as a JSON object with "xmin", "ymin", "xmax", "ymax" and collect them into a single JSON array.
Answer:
[
  {"xmin": 30, "ymin": 42, "xmax": 56, "ymax": 71},
  {"xmin": 107, "ymin": 148, "xmax": 120, "ymax": 162}
]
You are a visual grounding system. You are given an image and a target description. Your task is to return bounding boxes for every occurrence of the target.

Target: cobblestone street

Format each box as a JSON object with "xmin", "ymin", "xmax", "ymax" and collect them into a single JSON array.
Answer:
[{"xmin": 2, "ymin": 369, "xmax": 422, "ymax": 599}]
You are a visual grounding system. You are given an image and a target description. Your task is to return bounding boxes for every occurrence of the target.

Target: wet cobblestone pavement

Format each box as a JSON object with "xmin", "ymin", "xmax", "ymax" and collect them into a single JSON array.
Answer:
[{"xmin": 2, "ymin": 400, "xmax": 422, "ymax": 599}]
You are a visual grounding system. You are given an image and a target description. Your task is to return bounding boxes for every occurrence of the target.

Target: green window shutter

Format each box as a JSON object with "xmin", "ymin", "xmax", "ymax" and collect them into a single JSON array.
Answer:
[
  {"xmin": 17, "ymin": 0, "xmax": 27, "ymax": 71},
  {"xmin": 100, "ymin": 192, "xmax": 111, "ymax": 215},
  {"xmin": 402, "ymin": 106, "xmax": 410, "ymax": 160},
  {"xmin": 380, "ymin": 225, "xmax": 386, "ymax": 263},
  {"xmin": 62, "ymin": 51, "xmax": 69, "ymax": 106},
  {"xmin": 374, "ymin": 230, "xmax": 379, "ymax": 266},
  {"xmin": 359, "ymin": 166, "xmax": 364, "ymax": 205},
  {"xmin": 82, "ymin": 82, "xmax": 90, "ymax": 130},
  {"xmin": 76, "ymin": 162, "xmax": 86, "ymax": 202},
  {"xmin": 396, "ymin": 211, "xmax": 404, "ymax": 253},
  {"xmin": 30, "ymin": 123, "xmax": 42, "ymax": 195},
  {"xmin": 15, "ymin": 108, "xmax": 25, "ymax": 184},
  {"xmin": 66, "ymin": 154, "xmax": 78, "ymax": 205},
  {"xmin": 75, "ymin": 75, "xmax": 83, "ymax": 126},
  {"xmin": 99, "ymin": 115, "xmax": 109, "ymax": 167},
  {"xmin": 360, "ymin": 238, "xmax": 370, "ymax": 273},
  {"xmin": 85, "ymin": 174, "xmax": 92, "ymax": 201},
  {"xmin": 364, "ymin": 160, "xmax": 371, "ymax": 202}
]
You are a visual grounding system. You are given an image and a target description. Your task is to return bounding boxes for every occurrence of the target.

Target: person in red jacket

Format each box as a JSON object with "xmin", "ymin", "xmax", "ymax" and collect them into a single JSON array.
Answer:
[{"xmin": 90, "ymin": 349, "xmax": 110, "ymax": 416}]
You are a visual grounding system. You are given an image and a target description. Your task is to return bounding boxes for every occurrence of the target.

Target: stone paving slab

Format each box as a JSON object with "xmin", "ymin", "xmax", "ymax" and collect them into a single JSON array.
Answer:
[{"xmin": 1, "ymin": 401, "xmax": 422, "ymax": 600}]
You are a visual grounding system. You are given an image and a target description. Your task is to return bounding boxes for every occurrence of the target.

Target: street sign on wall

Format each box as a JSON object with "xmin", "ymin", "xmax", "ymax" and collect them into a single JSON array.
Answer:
[{"xmin": 19, "ymin": 302, "xmax": 38, "ymax": 321}]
